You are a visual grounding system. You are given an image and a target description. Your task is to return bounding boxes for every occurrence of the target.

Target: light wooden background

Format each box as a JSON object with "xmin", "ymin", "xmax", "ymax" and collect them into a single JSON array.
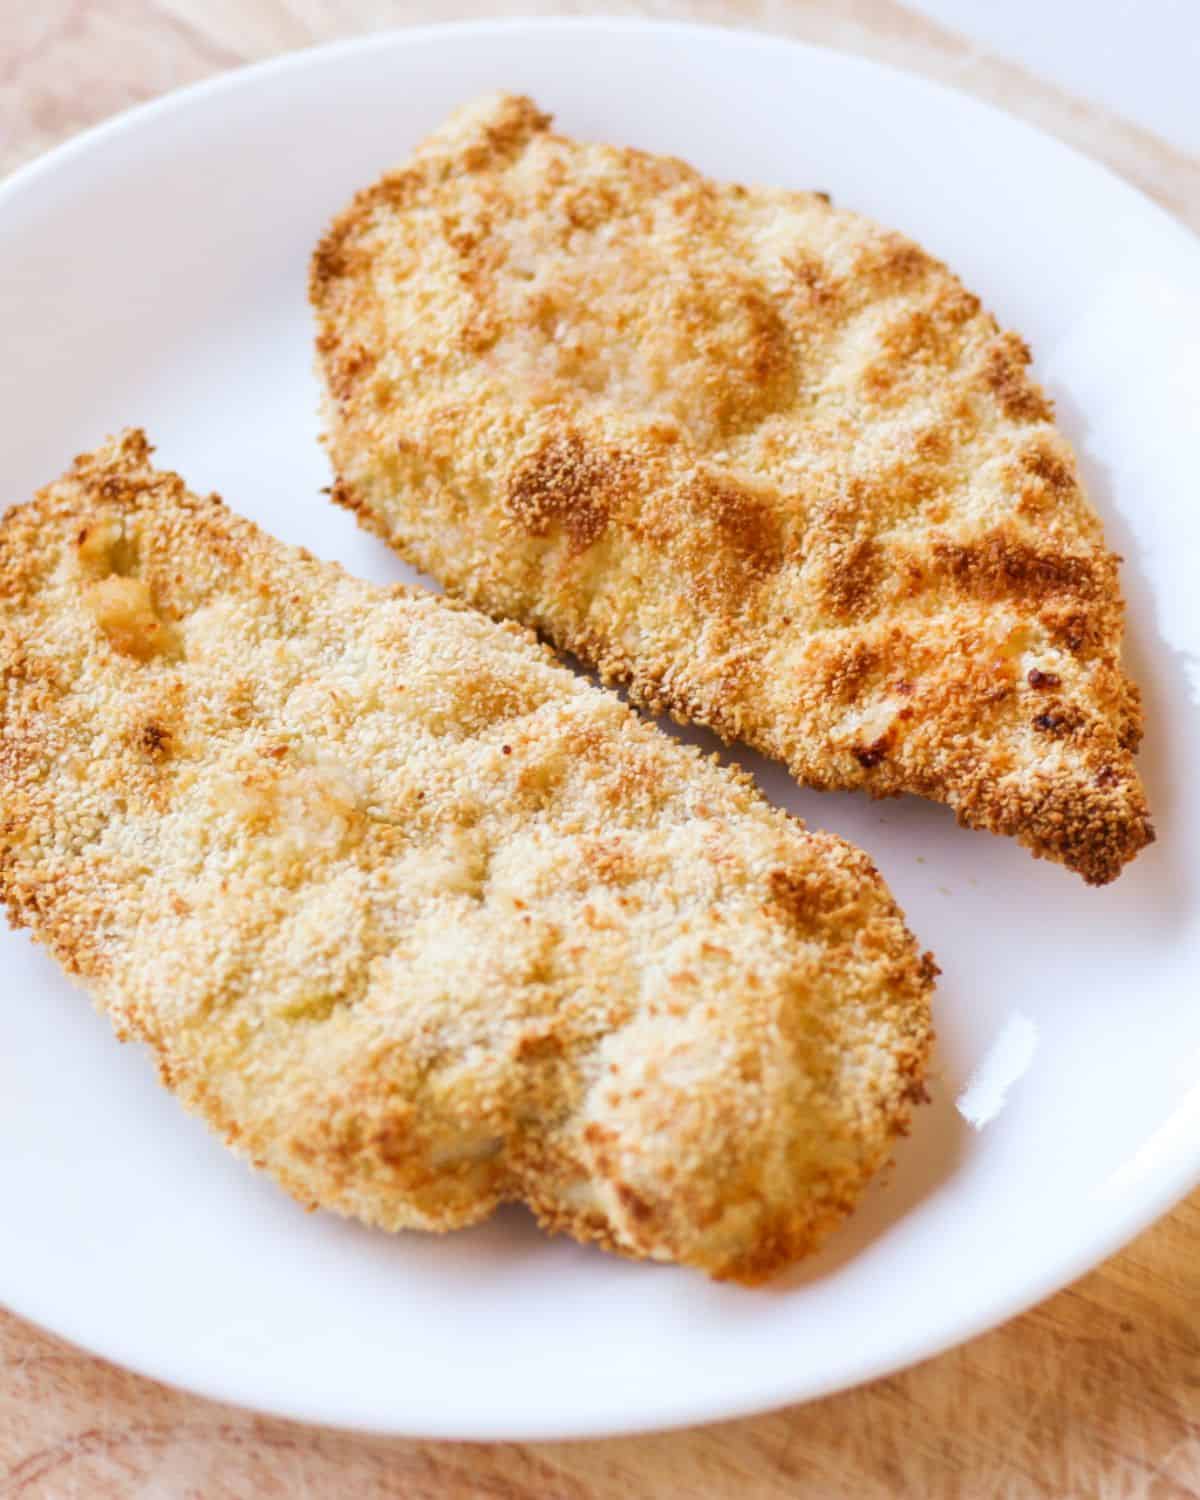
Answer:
[{"xmin": 2, "ymin": 4, "xmax": 1199, "ymax": 1496}]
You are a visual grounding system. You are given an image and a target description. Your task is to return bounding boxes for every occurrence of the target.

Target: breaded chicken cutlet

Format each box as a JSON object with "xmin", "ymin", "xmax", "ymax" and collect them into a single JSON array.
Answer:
[
  {"xmin": 312, "ymin": 92, "xmax": 1153, "ymax": 886},
  {"xmin": 0, "ymin": 432, "xmax": 934, "ymax": 1284}
]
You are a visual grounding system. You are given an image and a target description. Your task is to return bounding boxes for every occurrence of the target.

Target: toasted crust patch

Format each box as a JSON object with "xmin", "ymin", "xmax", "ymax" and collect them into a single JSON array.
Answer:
[
  {"xmin": 313, "ymin": 93, "xmax": 1153, "ymax": 885},
  {"xmin": 505, "ymin": 430, "xmax": 620, "ymax": 551},
  {"xmin": 0, "ymin": 432, "xmax": 935, "ymax": 1283}
]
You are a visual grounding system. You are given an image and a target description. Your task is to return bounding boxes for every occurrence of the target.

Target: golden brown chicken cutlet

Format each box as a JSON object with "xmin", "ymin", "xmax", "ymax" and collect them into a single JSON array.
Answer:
[
  {"xmin": 312, "ymin": 92, "xmax": 1153, "ymax": 885},
  {"xmin": 0, "ymin": 432, "xmax": 935, "ymax": 1283}
]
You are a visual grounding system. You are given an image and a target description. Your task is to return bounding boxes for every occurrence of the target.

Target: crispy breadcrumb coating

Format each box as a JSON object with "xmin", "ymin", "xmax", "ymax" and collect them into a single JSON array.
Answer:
[
  {"xmin": 312, "ymin": 92, "xmax": 1153, "ymax": 885},
  {"xmin": 0, "ymin": 432, "xmax": 934, "ymax": 1283}
]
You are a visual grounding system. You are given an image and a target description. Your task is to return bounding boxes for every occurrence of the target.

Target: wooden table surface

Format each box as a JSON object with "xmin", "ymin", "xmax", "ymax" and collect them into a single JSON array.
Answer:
[{"xmin": 2, "ymin": 3, "xmax": 1198, "ymax": 1495}]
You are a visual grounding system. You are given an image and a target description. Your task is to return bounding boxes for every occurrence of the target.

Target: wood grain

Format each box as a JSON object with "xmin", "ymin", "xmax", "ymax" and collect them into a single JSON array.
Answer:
[{"xmin": 2, "ymin": 3, "xmax": 1199, "ymax": 1496}]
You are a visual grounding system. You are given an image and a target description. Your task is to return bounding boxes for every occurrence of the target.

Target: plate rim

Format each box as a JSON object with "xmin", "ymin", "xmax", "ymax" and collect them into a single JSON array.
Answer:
[{"xmin": 2, "ymin": 14, "xmax": 1199, "ymax": 1440}]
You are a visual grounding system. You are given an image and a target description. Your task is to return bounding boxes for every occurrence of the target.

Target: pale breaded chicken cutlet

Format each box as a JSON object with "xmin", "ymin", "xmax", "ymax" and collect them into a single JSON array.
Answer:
[
  {"xmin": 0, "ymin": 432, "xmax": 935, "ymax": 1283},
  {"xmin": 312, "ymin": 92, "xmax": 1153, "ymax": 886}
]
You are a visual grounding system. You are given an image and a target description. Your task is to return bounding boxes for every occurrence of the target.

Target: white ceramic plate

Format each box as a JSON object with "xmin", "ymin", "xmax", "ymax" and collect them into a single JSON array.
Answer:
[{"xmin": 2, "ymin": 18, "xmax": 1199, "ymax": 1441}]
